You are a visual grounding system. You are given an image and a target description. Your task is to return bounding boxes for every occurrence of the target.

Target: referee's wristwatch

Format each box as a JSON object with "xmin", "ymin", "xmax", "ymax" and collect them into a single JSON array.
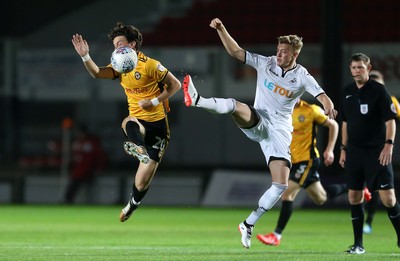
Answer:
[
  {"xmin": 386, "ymin": 139, "xmax": 394, "ymax": 145},
  {"xmin": 340, "ymin": 144, "xmax": 347, "ymax": 151}
]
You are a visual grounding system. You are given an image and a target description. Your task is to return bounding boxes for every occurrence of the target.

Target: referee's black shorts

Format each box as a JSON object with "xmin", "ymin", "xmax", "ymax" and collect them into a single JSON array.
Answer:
[{"xmin": 345, "ymin": 145, "xmax": 394, "ymax": 191}]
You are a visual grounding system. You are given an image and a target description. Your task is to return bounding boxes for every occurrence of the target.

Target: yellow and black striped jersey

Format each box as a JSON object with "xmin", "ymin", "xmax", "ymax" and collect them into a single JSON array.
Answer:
[
  {"xmin": 110, "ymin": 51, "xmax": 169, "ymax": 122},
  {"xmin": 291, "ymin": 100, "xmax": 328, "ymax": 163}
]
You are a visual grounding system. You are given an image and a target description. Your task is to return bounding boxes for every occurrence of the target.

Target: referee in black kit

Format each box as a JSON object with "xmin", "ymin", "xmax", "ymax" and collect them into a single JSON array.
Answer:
[{"xmin": 339, "ymin": 53, "xmax": 400, "ymax": 254}]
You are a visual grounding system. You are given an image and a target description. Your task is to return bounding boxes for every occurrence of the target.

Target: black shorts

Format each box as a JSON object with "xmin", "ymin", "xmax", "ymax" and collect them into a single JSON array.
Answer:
[
  {"xmin": 289, "ymin": 158, "xmax": 321, "ymax": 189},
  {"xmin": 345, "ymin": 145, "xmax": 394, "ymax": 191},
  {"xmin": 138, "ymin": 118, "xmax": 170, "ymax": 162}
]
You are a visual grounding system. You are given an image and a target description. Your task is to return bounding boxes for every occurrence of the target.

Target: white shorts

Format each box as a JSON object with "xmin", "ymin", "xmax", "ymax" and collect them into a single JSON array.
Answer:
[{"xmin": 240, "ymin": 109, "xmax": 292, "ymax": 165}]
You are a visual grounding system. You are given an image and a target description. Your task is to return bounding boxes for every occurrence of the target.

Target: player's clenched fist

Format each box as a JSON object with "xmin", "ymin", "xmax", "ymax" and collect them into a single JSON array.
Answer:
[{"xmin": 209, "ymin": 18, "xmax": 223, "ymax": 30}]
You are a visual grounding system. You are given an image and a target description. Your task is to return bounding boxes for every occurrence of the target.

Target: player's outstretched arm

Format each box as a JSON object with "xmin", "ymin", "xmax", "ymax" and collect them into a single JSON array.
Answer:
[
  {"xmin": 209, "ymin": 18, "xmax": 245, "ymax": 63},
  {"xmin": 72, "ymin": 34, "xmax": 89, "ymax": 57},
  {"xmin": 71, "ymin": 34, "xmax": 114, "ymax": 79}
]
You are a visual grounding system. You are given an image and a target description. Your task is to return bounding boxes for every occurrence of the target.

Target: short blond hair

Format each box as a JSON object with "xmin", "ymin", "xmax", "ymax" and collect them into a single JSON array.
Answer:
[{"xmin": 277, "ymin": 35, "xmax": 303, "ymax": 53}]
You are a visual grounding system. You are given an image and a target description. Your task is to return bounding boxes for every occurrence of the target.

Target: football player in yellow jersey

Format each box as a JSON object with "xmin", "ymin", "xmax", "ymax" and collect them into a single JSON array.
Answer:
[
  {"xmin": 71, "ymin": 22, "xmax": 181, "ymax": 222},
  {"xmin": 363, "ymin": 70, "xmax": 400, "ymax": 234},
  {"xmin": 257, "ymin": 99, "xmax": 348, "ymax": 246}
]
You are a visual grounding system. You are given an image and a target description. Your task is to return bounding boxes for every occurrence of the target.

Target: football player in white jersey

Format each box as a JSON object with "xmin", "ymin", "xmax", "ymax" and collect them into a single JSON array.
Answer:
[{"xmin": 182, "ymin": 18, "xmax": 337, "ymax": 249}]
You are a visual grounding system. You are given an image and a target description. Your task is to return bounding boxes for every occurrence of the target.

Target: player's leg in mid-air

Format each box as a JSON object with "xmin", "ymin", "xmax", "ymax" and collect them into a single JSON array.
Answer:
[
  {"xmin": 122, "ymin": 116, "xmax": 150, "ymax": 164},
  {"xmin": 183, "ymin": 74, "xmax": 237, "ymax": 115},
  {"xmin": 183, "ymin": 74, "xmax": 288, "ymax": 249},
  {"xmin": 119, "ymin": 116, "xmax": 169, "ymax": 222},
  {"xmin": 119, "ymin": 161, "xmax": 158, "ymax": 222}
]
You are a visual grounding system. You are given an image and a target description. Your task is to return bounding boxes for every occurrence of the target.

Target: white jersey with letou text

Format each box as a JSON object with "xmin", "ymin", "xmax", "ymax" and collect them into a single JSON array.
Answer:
[{"xmin": 245, "ymin": 51, "xmax": 324, "ymax": 129}]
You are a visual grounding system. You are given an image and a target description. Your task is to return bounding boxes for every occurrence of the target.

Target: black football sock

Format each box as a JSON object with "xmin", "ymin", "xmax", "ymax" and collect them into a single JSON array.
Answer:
[
  {"xmin": 243, "ymin": 220, "xmax": 253, "ymax": 228},
  {"xmin": 386, "ymin": 202, "xmax": 400, "ymax": 243},
  {"xmin": 131, "ymin": 184, "xmax": 148, "ymax": 204},
  {"xmin": 275, "ymin": 200, "xmax": 293, "ymax": 235},
  {"xmin": 125, "ymin": 121, "xmax": 145, "ymax": 146},
  {"xmin": 351, "ymin": 203, "xmax": 364, "ymax": 247}
]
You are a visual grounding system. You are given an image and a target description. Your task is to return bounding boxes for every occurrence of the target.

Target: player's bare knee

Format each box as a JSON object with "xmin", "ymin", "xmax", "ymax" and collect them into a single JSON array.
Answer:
[
  {"xmin": 312, "ymin": 192, "xmax": 327, "ymax": 205},
  {"xmin": 121, "ymin": 116, "xmax": 133, "ymax": 134},
  {"xmin": 281, "ymin": 194, "xmax": 292, "ymax": 201},
  {"xmin": 313, "ymin": 197, "xmax": 326, "ymax": 206},
  {"xmin": 281, "ymin": 189, "xmax": 299, "ymax": 201},
  {"xmin": 381, "ymin": 196, "xmax": 397, "ymax": 207},
  {"xmin": 121, "ymin": 116, "xmax": 145, "ymax": 138},
  {"xmin": 122, "ymin": 116, "xmax": 137, "ymax": 128}
]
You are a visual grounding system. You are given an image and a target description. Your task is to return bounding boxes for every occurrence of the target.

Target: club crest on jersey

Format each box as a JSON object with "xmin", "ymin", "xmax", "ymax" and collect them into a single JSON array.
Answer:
[
  {"xmin": 135, "ymin": 72, "xmax": 141, "ymax": 80},
  {"xmin": 264, "ymin": 80, "xmax": 294, "ymax": 98},
  {"xmin": 360, "ymin": 104, "xmax": 368, "ymax": 114},
  {"xmin": 289, "ymin": 78, "xmax": 297, "ymax": 84},
  {"xmin": 298, "ymin": 115, "xmax": 305, "ymax": 122}
]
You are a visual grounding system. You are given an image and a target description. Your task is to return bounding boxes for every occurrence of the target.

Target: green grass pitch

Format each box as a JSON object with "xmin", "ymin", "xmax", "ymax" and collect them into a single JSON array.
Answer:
[{"xmin": 0, "ymin": 205, "xmax": 399, "ymax": 260}]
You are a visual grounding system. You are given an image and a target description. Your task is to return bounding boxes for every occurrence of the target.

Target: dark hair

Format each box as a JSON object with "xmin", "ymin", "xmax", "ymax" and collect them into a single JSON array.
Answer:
[
  {"xmin": 108, "ymin": 21, "xmax": 143, "ymax": 50},
  {"xmin": 350, "ymin": 53, "xmax": 370, "ymax": 65}
]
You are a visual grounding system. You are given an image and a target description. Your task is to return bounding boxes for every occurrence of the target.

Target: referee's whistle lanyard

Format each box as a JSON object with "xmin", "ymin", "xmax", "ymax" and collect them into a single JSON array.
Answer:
[
  {"xmin": 356, "ymin": 90, "xmax": 368, "ymax": 115},
  {"xmin": 356, "ymin": 89, "xmax": 362, "ymax": 105}
]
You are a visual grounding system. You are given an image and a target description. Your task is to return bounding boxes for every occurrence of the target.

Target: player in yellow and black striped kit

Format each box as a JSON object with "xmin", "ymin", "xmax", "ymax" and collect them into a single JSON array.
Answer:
[
  {"xmin": 72, "ymin": 22, "xmax": 181, "ymax": 222},
  {"xmin": 257, "ymin": 99, "xmax": 352, "ymax": 246}
]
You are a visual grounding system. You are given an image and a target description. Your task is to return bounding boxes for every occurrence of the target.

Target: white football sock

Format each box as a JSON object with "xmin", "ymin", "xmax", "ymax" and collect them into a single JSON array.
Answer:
[
  {"xmin": 274, "ymin": 232, "xmax": 282, "ymax": 240},
  {"xmin": 130, "ymin": 198, "xmax": 140, "ymax": 206},
  {"xmin": 197, "ymin": 97, "xmax": 236, "ymax": 114},
  {"xmin": 245, "ymin": 182, "xmax": 287, "ymax": 225}
]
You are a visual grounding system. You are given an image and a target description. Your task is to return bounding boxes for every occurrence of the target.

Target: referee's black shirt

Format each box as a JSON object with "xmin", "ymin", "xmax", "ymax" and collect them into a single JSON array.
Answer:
[{"xmin": 341, "ymin": 79, "xmax": 397, "ymax": 147}]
